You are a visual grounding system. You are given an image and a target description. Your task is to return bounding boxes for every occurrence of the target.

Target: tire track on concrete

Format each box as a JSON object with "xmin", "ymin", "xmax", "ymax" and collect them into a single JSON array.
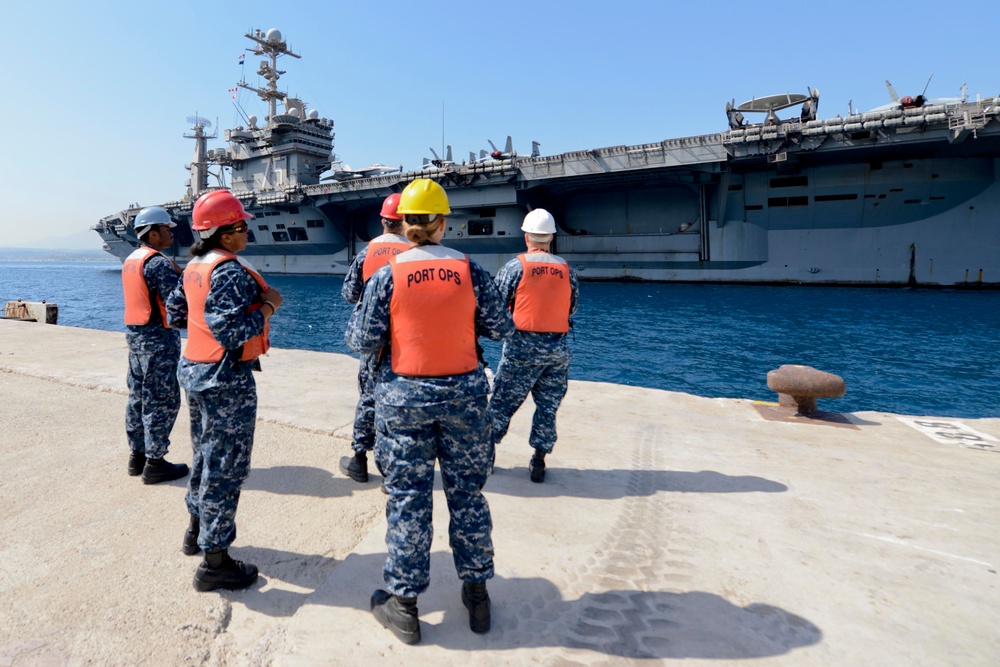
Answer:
[
  {"xmin": 560, "ymin": 422, "xmax": 695, "ymax": 663},
  {"xmin": 497, "ymin": 422, "xmax": 696, "ymax": 664}
]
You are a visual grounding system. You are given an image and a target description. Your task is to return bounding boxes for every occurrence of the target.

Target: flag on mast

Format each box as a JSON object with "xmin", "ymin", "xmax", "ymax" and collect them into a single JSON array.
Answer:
[
  {"xmin": 229, "ymin": 87, "xmax": 238, "ymax": 99},
  {"xmin": 238, "ymin": 54, "xmax": 245, "ymax": 65}
]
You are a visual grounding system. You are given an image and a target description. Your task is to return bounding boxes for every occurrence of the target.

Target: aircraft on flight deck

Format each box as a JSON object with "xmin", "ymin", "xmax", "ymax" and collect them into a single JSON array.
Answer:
[
  {"xmin": 423, "ymin": 146, "xmax": 454, "ymax": 169},
  {"xmin": 485, "ymin": 136, "xmax": 542, "ymax": 160},
  {"xmin": 866, "ymin": 75, "xmax": 969, "ymax": 113},
  {"xmin": 321, "ymin": 162, "xmax": 401, "ymax": 181}
]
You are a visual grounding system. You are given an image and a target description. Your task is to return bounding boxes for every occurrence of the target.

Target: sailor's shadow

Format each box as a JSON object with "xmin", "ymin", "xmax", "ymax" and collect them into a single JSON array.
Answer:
[
  {"xmin": 257, "ymin": 551, "xmax": 821, "ymax": 658},
  {"xmin": 242, "ymin": 465, "xmax": 375, "ymax": 498},
  {"xmin": 486, "ymin": 468, "xmax": 788, "ymax": 499},
  {"xmin": 224, "ymin": 545, "xmax": 343, "ymax": 617},
  {"xmin": 450, "ymin": 580, "xmax": 823, "ymax": 659}
]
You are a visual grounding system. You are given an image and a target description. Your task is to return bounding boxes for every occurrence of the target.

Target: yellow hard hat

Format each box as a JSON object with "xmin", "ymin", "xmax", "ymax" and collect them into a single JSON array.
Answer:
[{"xmin": 396, "ymin": 178, "xmax": 451, "ymax": 215}]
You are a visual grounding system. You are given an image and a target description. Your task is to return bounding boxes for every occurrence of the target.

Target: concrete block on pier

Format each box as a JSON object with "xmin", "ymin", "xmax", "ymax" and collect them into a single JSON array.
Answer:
[{"xmin": 3, "ymin": 300, "xmax": 58, "ymax": 324}]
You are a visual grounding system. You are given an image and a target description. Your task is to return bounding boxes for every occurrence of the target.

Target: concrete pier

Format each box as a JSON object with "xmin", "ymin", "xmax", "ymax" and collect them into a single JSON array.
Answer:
[{"xmin": 0, "ymin": 318, "xmax": 997, "ymax": 666}]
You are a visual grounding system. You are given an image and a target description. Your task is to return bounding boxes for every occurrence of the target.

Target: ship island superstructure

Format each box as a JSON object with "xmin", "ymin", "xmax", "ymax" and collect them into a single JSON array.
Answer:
[{"xmin": 93, "ymin": 28, "xmax": 1000, "ymax": 286}]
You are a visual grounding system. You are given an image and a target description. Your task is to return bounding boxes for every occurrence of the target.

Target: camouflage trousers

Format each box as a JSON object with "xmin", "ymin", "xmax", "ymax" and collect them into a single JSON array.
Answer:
[
  {"xmin": 126, "ymin": 343, "xmax": 181, "ymax": 459},
  {"xmin": 350, "ymin": 350, "xmax": 380, "ymax": 453},
  {"xmin": 489, "ymin": 357, "xmax": 570, "ymax": 454},
  {"xmin": 184, "ymin": 370, "xmax": 257, "ymax": 552},
  {"xmin": 374, "ymin": 396, "xmax": 494, "ymax": 598}
]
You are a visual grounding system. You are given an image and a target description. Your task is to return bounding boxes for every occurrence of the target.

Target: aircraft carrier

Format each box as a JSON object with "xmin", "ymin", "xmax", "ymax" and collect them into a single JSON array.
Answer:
[{"xmin": 92, "ymin": 28, "xmax": 1000, "ymax": 286}]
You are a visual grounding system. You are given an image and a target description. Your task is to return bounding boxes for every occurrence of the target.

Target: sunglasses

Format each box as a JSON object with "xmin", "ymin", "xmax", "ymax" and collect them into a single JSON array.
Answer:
[{"xmin": 226, "ymin": 223, "xmax": 249, "ymax": 234}]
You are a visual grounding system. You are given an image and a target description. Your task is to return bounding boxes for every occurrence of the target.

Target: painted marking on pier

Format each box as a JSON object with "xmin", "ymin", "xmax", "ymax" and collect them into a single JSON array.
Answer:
[
  {"xmin": 829, "ymin": 527, "xmax": 993, "ymax": 568},
  {"xmin": 896, "ymin": 417, "xmax": 998, "ymax": 452}
]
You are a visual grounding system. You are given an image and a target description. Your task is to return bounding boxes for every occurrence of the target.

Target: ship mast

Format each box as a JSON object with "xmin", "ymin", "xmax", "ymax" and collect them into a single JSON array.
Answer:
[
  {"xmin": 239, "ymin": 28, "xmax": 301, "ymax": 121},
  {"xmin": 183, "ymin": 116, "xmax": 216, "ymax": 197}
]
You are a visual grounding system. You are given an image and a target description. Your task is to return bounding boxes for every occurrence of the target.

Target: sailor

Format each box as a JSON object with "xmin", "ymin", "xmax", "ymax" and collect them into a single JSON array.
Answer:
[
  {"xmin": 345, "ymin": 178, "xmax": 514, "ymax": 644},
  {"xmin": 339, "ymin": 193, "xmax": 411, "ymax": 487},
  {"xmin": 488, "ymin": 209, "xmax": 579, "ymax": 483},
  {"xmin": 165, "ymin": 190, "xmax": 283, "ymax": 592},
  {"xmin": 121, "ymin": 206, "xmax": 189, "ymax": 484}
]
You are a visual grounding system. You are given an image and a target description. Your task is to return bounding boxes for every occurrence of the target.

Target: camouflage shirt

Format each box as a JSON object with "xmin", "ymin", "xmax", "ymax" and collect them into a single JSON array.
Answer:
[
  {"xmin": 166, "ymin": 259, "xmax": 268, "ymax": 391},
  {"xmin": 494, "ymin": 255, "xmax": 579, "ymax": 363},
  {"xmin": 345, "ymin": 245, "xmax": 515, "ymax": 407},
  {"xmin": 341, "ymin": 247, "xmax": 368, "ymax": 305}
]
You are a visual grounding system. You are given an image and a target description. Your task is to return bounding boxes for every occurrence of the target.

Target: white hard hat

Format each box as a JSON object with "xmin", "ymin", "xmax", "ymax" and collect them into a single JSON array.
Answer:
[
  {"xmin": 521, "ymin": 209, "xmax": 557, "ymax": 235},
  {"xmin": 134, "ymin": 206, "xmax": 177, "ymax": 237}
]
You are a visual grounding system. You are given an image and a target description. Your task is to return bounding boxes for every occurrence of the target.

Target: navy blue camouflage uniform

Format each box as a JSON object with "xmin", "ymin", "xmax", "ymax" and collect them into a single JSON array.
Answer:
[
  {"xmin": 126, "ymin": 253, "xmax": 182, "ymax": 460},
  {"xmin": 166, "ymin": 260, "xmax": 265, "ymax": 552},
  {"xmin": 342, "ymin": 246, "xmax": 380, "ymax": 455},
  {"xmin": 489, "ymin": 257, "xmax": 579, "ymax": 454},
  {"xmin": 345, "ymin": 247, "xmax": 514, "ymax": 598}
]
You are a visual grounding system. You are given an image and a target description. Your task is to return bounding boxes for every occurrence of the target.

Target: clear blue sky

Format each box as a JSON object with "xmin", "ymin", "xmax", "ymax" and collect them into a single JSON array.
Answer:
[{"xmin": 4, "ymin": 0, "xmax": 998, "ymax": 248}]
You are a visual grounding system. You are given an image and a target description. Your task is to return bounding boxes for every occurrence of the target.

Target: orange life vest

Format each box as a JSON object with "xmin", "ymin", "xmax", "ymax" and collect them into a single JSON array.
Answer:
[
  {"xmin": 389, "ymin": 245, "xmax": 478, "ymax": 377},
  {"xmin": 182, "ymin": 250, "xmax": 270, "ymax": 363},
  {"xmin": 362, "ymin": 233, "xmax": 411, "ymax": 282},
  {"xmin": 513, "ymin": 252, "xmax": 572, "ymax": 333},
  {"xmin": 122, "ymin": 246, "xmax": 181, "ymax": 327}
]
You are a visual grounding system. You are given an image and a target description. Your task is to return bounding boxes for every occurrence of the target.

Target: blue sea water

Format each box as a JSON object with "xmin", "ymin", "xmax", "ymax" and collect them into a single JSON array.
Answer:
[{"xmin": 2, "ymin": 260, "xmax": 998, "ymax": 418}]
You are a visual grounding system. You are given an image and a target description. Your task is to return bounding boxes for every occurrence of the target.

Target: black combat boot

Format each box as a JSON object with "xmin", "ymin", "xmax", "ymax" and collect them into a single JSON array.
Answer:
[
  {"xmin": 182, "ymin": 514, "xmax": 201, "ymax": 556},
  {"xmin": 339, "ymin": 450, "xmax": 369, "ymax": 483},
  {"xmin": 141, "ymin": 458, "xmax": 190, "ymax": 485},
  {"xmin": 370, "ymin": 589, "xmax": 420, "ymax": 644},
  {"xmin": 127, "ymin": 451, "xmax": 147, "ymax": 476},
  {"xmin": 529, "ymin": 450, "xmax": 546, "ymax": 483},
  {"xmin": 193, "ymin": 549, "xmax": 259, "ymax": 592},
  {"xmin": 461, "ymin": 581, "xmax": 491, "ymax": 633}
]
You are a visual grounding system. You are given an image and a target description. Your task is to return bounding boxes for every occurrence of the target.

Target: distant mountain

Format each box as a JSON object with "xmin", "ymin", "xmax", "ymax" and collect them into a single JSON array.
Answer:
[
  {"xmin": 0, "ymin": 227, "xmax": 115, "ymax": 262},
  {"xmin": 0, "ymin": 247, "xmax": 112, "ymax": 262},
  {"xmin": 5, "ymin": 229, "xmax": 106, "ymax": 252}
]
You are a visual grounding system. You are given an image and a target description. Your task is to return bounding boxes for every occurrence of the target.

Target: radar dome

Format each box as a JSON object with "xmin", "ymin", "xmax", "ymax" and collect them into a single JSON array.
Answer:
[
  {"xmin": 248, "ymin": 115, "xmax": 258, "ymax": 127},
  {"xmin": 266, "ymin": 29, "xmax": 282, "ymax": 43},
  {"xmin": 308, "ymin": 109, "xmax": 319, "ymax": 119},
  {"xmin": 289, "ymin": 108, "xmax": 300, "ymax": 117}
]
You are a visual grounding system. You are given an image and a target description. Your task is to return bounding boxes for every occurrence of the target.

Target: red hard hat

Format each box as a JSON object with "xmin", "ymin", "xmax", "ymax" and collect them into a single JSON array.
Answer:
[
  {"xmin": 191, "ymin": 190, "xmax": 253, "ymax": 231},
  {"xmin": 380, "ymin": 193, "xmax": 403, "ymax": 222}
]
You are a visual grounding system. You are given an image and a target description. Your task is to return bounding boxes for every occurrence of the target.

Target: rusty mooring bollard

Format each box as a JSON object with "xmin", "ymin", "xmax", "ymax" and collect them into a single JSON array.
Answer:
[{"xmin": 766, "ymin": 364, "xmax": 845, "ymax": 416}]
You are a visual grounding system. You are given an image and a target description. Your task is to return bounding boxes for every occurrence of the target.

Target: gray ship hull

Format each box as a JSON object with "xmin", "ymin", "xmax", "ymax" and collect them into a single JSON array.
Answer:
[
  {"xmin": 95, "ymin": 136, "xmax": 1000, "ymax": 287},
  {"xmin": 545, "ymin": 155, "xmax": 1000, "ymax": 286},
  {"xmin": 91, "ymin": 27, "xmax": 1000, "ymax": 287},
  {"xmin": 94, "ymin": 204, "xmax": 352, "ymax": 273},
  {"xmin": 302, "ymin": 112, "xmax": 998, "ymax": 286}
]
